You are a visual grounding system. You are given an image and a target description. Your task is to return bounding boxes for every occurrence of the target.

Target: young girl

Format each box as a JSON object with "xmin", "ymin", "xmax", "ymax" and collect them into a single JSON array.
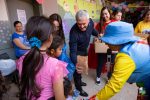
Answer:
[
  {"xmin": 48, "ymin": 36, "xmax": 64, "ymax": 58},
  {"xmin": 95, "ymin": 7, "xmax": 115, "ymax": 85},
  {"xmin": 112, "ymin": 9, "xmax": 122, "ymax": 21},
  {"xmin": 16, "ymin": 16, "xmax": 68, "ymax": 100},
  {"xmin": 47, "ymin": 36, "xmax": 73, "ymax": 100},
  {"xmin": 49, "ymin": 14, "xmax": 75, "ymax": 80}
]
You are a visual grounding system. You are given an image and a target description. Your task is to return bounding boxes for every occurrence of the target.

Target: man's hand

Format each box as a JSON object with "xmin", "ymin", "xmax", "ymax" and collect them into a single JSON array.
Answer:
[
  {"xmin": 76, "ymin": 63, "xmax": 83, "ymax": 74},
  {"xmin": 94, "ymin": 37, "xmax": 99, "ymax": 42}
]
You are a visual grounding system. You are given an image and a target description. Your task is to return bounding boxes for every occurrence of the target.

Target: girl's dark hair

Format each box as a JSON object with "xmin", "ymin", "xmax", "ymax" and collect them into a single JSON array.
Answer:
[
  {"xmin": 99, "ymin": 6, "xmax": 112, "ymax": 33},
  {"xmin": 112, "ymin": 9, "xmax": 122, "ymax": 16},
  {"xmin": 14, "ymin": 21, "xmax": 22, "ymax": 27},
  {"xmin": 49, "ymin": 13, "xmax": 65, "ymax": 41},
  {"xmin": 20, "ymin": 16, "xmax": 52, "ymax": 100},
  {"xmin": 63, "ymin": 77, "xmax": 72, "ymax": 98},
  {"xmin": 48, "ymin": 35, "xmax": 64, "ymax": 52},
  {"xmin": 142, "ymin": 9, "xmax": 150, "ymax": 20}
]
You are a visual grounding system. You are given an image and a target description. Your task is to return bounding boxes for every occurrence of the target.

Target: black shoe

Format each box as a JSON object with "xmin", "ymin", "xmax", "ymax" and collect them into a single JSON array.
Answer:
[
  {"xmin": 79, "ymin": 90, "xmax": 88, "ymax": 97},
  {"xmin": 81, "ymin": 81, "xmax": 87, "ymax": 86}
]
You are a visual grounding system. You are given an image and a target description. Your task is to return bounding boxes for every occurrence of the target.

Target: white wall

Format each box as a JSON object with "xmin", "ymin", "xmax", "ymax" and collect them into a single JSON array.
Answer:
[
  {"xmin": 0, "ymin": 0, "xmax": 9, "ymax": 21},
  {"xmin": 41, "ymin": 0, "xmax": 58, "ymax": 17}
]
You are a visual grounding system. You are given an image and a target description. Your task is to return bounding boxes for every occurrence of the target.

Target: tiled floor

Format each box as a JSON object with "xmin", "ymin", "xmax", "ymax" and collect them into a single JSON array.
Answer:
[
  {"xmin": 78, "ymin": 69, "xmax": 138, "ymax": 100},
  {"xmin": 2, "ymin": 69, "xmax": 138, "ymax": 100}
]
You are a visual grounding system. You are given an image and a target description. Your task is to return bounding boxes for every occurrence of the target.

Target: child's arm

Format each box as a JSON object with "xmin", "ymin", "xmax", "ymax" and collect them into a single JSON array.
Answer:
[
  {"xmin": 96, "ymin": 53, "xmax": 136, "ymax": 100},
  {"xmin": 52, "ymin": 60, "xmax": 68, "ymax": 100},
  {"xmin": 53, "ymin": 78, "xmax": 66, "ymax": 100}
]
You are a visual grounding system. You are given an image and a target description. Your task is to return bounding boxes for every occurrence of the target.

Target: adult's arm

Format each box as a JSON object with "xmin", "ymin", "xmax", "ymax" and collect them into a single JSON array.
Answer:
[
  {"xmin": 13, "ymin": 39, "xmax": 30, "ymax": 49},
  {"xmin": 69, "ymin": 29, "xmax": 77, "ymax": 65},
  {"xmin": 92, "ymin": 28, "xmax": 99, "ymax": 37},
  {"xmin": 96, "ymin": 53, "xmax": 136, "ymax": 100}
]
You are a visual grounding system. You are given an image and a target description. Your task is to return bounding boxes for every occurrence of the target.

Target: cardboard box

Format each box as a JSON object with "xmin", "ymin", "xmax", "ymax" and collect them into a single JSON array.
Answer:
[{"xmin": 94, "ymin": 41, "xmax": 109, "ymax": 53}]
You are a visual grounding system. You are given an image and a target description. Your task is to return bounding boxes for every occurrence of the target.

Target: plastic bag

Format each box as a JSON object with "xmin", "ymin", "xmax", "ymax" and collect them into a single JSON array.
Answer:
[
  {"xmin": 77, "ymin": 56, "xmax": 88, "ymax": 75},
  {"xmin": 0, "ymin": 59, "xmax": 16, "ymax": 76}
]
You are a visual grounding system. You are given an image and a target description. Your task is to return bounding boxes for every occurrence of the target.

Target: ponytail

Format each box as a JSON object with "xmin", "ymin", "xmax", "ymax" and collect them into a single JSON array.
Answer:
[
  {"xmin": 20, "ymin": 47, "xmax": 43, "ymax": 100},
  {"xmin": 19, "ymin": 16, "xmax": 52, "ymax": 100}
]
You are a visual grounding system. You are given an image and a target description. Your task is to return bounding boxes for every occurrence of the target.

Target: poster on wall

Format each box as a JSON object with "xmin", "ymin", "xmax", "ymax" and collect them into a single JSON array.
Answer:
[
  {"xmin": 17, "ymin": 9, "xmax": 27, "ymax": 30},
  {"xmin": 57, "ymin": 0, "xmax": 102, "ymax": 40}
]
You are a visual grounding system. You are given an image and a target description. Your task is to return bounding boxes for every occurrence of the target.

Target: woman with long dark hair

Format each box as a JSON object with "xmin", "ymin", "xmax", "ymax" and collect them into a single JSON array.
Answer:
[
  {"xmin": 16, "ymin": 16, "xmax": 68, "ymax": 100},
  {"xmin": 49, "ymin": 14, "xmax": 75, "ymax": 81},
  {"xmin": 95, "ymin": 7, "xmax": 116, "ymax": 85},
  {"xmin": 49, "ymin": 13, "xmax": 65, "ymax": 40},
  {"xmin": 96, "ymin": 6, "xmax": 115, "ymax": 34}
]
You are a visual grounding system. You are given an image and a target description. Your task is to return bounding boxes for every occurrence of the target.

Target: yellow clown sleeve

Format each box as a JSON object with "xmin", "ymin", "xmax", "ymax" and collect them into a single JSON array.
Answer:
[{"xmin": 96, "ymin": 53, "xmax": 136, "ymax": 100}]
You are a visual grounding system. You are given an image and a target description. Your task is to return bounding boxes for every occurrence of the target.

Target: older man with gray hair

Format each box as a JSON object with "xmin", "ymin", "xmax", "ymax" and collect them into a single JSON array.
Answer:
[{"xmin": 69, "ymin": 10, "xmax": 98, "ymax": 97}]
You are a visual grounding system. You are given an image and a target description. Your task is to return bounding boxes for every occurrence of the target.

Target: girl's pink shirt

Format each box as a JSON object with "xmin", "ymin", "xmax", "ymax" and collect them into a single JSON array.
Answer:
[{"xmin": 16, "ymin": 54, "xmax": 68, "ymax": 100}]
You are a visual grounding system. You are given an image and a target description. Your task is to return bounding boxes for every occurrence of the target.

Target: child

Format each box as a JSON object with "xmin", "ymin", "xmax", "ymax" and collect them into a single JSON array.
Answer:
[
  {"xmin": 16, "ymin": 16, "xmax": 68, "ymax": 100},
  {"xmin": 48, "ymin": 35, "xmax": 64, "ymax": 58},
  {"xmin": 48, "ymin": 77, "xmax": 73, "ymax": 100},
  {"xmin": 47, "ymin": 36, "xmax": 73, "ymax": 100},
  {"xmin": 49, "ymin": 14, "xmax": 75, "ymax": 80}
]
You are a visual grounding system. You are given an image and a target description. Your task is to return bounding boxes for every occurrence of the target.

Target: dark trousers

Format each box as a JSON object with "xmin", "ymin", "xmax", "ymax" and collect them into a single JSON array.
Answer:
[
  {"xmin": 145, "ymin": 80, "xmax": 150, "ymax": 100},
  {"xmin": 74, "ymin": 69, "xmax": 82, "ymax": 91},
  {"xmin": 96, "ymin": 53, "xmax": 107, "ymax": 78},
  {"xmin": 74, "ymin": 51, "xmax": 87, "ymax": 91},
  {"xmin": 96, "ymin": 53, "xmax": 116, "ymax": 78}
]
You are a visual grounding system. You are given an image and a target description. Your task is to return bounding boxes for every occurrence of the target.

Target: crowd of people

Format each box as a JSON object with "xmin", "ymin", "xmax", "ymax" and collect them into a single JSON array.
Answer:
[{"xmin": 0, "ymin": 6, "xmax": 150, "ymax": 100}]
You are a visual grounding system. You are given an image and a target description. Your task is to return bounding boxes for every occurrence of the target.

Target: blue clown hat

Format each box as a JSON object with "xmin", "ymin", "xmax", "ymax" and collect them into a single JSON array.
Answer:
[{"xmin": 101, "ymin": 21, "xmax": 140, "ymax": 45}]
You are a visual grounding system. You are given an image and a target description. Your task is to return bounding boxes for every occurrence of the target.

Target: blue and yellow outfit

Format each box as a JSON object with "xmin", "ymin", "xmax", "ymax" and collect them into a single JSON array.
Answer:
[{"xmin": 96, "ymin": 21, "xmax": 150, "ymax": 100}]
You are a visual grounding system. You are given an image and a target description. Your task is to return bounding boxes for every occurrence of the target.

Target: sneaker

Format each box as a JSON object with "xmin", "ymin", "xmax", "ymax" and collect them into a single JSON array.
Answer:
[{"xmin": 96, "ymin": 77, "xmax": 101, "ymax": 85}]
